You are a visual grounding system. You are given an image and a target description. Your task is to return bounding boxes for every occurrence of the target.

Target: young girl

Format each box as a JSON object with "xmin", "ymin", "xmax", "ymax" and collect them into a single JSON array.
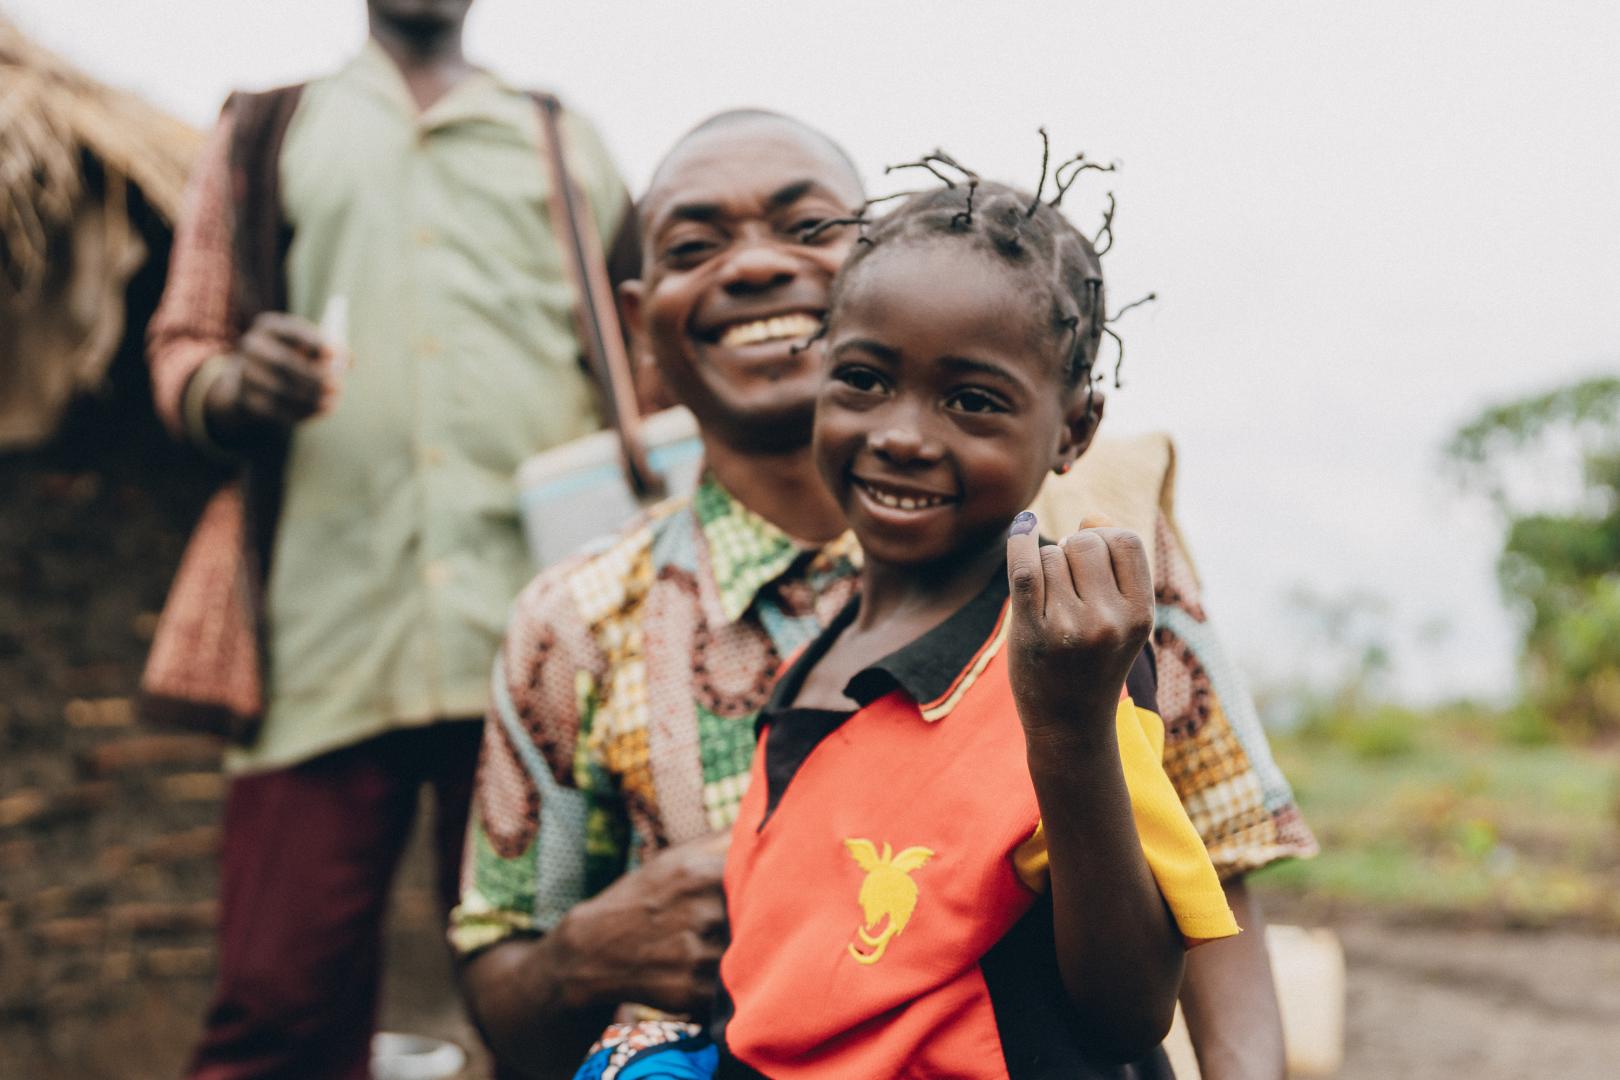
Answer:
[
  {"xmin": 573, "ymin": 178, "xmax": 1237, "ymax": 1080},
  {"xmin": 711, "ymin": 179, "xmax": 1239, "ymax": 1080}
]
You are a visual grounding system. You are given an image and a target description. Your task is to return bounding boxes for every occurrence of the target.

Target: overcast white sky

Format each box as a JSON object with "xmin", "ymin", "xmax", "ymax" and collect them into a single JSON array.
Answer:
[{"xmin": 10, "ymin": 0, "xmax": 1619, "ymax": 703}]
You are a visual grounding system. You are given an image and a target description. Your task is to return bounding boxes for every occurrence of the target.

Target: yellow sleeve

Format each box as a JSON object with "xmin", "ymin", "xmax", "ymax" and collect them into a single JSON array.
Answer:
[{"xmin": 1011, "ymin": 698, "xmax": 1240, "ymax": 943}]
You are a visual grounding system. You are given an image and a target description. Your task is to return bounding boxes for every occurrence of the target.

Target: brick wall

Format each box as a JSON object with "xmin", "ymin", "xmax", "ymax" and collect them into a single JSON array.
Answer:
[
  {"xmin": 0, "ymin": 431, "xmax": 482, "ymax": 1078},
  {"xmin": 2, "ymin": 204, "xmax": 485, "ymax": 1079},
  {"xmin": 0, "ymin": 323, "xmax": 227, "ymax": 1075}
]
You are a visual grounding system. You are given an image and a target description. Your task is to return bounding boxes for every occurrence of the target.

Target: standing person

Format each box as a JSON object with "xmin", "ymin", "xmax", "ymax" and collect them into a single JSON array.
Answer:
[
  {"xmin": 146, "ymin": 1, "xmax": 630, "ymax": 1076},
  {"xmin": 454, "ymin": 112, "xmax": 1314, "ymax": 1080}
]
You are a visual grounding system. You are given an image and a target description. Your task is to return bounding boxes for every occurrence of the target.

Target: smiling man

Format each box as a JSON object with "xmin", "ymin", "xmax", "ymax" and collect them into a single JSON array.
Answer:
[
  {"xmin": 453, "ymin": 111, "xmax": 1315, "ymax": 1080},
  {"xmin": 453, "ymin": 112, "xmax": 865, "ymax": 1079}
]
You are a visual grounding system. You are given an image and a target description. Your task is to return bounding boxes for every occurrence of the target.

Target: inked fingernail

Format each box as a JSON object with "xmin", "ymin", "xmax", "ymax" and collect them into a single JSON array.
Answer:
[{"xmin": 1008, "ymin": 511, "xmax": 1037, "ymax": 537}]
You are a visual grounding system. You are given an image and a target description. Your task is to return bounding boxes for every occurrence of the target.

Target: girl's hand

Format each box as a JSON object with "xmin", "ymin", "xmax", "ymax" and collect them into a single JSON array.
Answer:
[{"xmin": 1005, "ymin": 510, "xmax": 1154, "ymax": 745}]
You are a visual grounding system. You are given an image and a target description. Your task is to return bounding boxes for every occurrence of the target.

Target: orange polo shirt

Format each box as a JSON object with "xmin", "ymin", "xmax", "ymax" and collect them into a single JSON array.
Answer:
[{"xmin": 715, "ymin": 569, "xmax": 1238, "ymax": 1079}]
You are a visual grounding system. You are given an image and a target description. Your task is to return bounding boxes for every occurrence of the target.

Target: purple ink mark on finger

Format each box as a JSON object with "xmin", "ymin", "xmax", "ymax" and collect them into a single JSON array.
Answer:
[{"xmin": 1009, "ymin": 511, "xmax": 1037, "ymax": 537}]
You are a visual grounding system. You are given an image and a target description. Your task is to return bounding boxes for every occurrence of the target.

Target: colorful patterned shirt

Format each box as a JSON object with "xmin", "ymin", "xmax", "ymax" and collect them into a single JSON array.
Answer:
[
  {"xmin": 452, "ymin": 476, "xmax": 860, "ymax": 953},
  {"xmin": 451, "ymin": 477, "xmax": 1315, "ymax": 956},
  {"xmin": 1150, "ymin": 514, "xmax": 1318, "ymax": 876}
]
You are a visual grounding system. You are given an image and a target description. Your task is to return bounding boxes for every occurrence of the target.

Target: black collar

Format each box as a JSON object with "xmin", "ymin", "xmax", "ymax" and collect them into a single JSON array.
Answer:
[{"xmin": 765, "ymin": 565, "xmax": 1011, "ymax": 725}]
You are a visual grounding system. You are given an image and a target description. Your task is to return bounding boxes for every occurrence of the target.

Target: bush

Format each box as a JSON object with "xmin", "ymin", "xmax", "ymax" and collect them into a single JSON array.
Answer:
[{"xmin": 1298, "ymin": 700, "xmax": 1420, "ymax": 760}]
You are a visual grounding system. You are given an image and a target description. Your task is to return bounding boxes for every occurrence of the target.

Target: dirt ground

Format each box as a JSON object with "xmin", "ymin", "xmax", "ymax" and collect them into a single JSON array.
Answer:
[
  {"xmin": 1327, "ymin": 919, "xmax": 1620, "ymax": 1080},
  {"xmin": 12, "ymin": 906, "xmax": 1617, "ymax": 1078},
  {"xmin": 379, "ymin": 911, "xmax": 1620, "ymax": 1080}
]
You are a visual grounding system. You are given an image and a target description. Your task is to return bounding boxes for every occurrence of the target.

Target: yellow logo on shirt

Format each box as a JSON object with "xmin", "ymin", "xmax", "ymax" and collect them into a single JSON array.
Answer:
[{"xmin": 843, "ymin": 839, "xmax": 935, "ymax": 964}]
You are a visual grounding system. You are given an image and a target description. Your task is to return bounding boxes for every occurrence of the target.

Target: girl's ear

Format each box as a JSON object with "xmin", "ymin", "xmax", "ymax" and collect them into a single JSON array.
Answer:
[{"xmin": 1053, "ymin": 386, "xmax": 1105, "ymax": 474}]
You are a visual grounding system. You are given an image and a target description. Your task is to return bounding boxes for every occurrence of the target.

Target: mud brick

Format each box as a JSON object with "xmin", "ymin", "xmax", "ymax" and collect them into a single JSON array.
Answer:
[
  {"xmin": 100, "ymin": 950, "xmax": 135, "ymax": 984},
  {"xmin": 142, "ymin": 945, "xmax": 213, "ymax": 979},
  {"xmin": 4, "ymin": 782, "xmax": 116, "ymax": 830},
  {"xmin": 0, "ymin": 930, "xmax": 36, "ymax": 1005},
  {"xmin": 56, "ymin": 781, "xmax": 115, "ymax": 817},
  {"xmin": 0, "ymin": 790, "xmax": 47, "ymax": 829},
  {"xmin": 36, "ymin": 916, "xmax": 104, "ymax": 950},
  {"xmin": 0, "ymin": 900, "xmax": 13, "ymax": 928},
  {"xmin": 96, "ymin": 844, "xmax": 133, "ymax": 877},
  {"xmin": 138, "ymin": 826, "xmax": 220, "ymax": 865},
  {"xmin": 124, "ymin": 865, "xmax": 166, "ymax": 896},
  {"xmin": 0, "ymin": 839, "xmax": 34, "ymax": 871},
  {"xmin": 158, "ymin": 772, "xmax": 226, "ymax": 803},
  {"xmin": 41, "ymin": 979, "xmax": 101, "ymax": 1012},
  {"xmin": 64, "ymin": 697, "xmax": 135, "ymax": 729},
  {"xmin": 108, "ymin": 900, "xmax": 217, "ymax": 935},
  {"xmin": 64, "ymin": 661, "xmax": 127, "ymax": 696},
  {"xmin": 31, "ymin": 884, "xmax": 76, "ymax": 919},
  {"xmin": 83, "ymin": 734, "xmax": 221, "ymax": 775}
]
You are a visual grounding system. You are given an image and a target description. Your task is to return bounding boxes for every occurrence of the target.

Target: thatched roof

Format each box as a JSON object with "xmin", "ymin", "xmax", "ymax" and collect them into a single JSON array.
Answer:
[
  {"xmin": 1, "ymin": 14, "xmax": 200, "ymax": 302},
  {"xmin": 1, "ymin": 14, "xmax": 203, "ymax": 449}
]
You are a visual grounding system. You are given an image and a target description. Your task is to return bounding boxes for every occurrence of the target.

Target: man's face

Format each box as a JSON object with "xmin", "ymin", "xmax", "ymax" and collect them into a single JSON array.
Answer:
[
  {"xmin": 367, "ymin": 0, "xmax": 474, "ymax": 34},
  {"xmin": 622, "ymin": 120, "xmax": 865, "ymax": 454}
]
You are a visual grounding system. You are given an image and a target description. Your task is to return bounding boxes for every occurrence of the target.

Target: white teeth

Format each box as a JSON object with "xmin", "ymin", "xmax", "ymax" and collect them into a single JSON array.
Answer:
[
  {"xmin": 718, "ymin": 312, "xmax": 822, "ymax": 348},
  {"xmin": 861, "ymin": 481, "xmax": 947, "ymax": 511}
]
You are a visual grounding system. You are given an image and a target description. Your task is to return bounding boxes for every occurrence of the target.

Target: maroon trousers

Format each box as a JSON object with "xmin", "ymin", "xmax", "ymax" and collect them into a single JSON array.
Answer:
[{"xmin": 186, "ymin": 721, "xmax": 483, "ymax": 1080}]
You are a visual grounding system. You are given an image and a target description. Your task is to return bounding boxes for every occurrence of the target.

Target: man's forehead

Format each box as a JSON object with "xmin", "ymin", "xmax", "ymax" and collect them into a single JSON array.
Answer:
[{"xmin": 642, "ymin": 120, "xmax": 863, "ymax": 229}]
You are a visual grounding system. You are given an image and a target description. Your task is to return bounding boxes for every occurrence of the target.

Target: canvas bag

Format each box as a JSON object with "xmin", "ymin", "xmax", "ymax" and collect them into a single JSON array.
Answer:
[{"xmin": 139, "ymin": 90, "xmax": 656, "ymax": 743}]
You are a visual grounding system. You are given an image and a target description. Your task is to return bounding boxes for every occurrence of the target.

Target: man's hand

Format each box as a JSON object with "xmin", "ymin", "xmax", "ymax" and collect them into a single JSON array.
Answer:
[
  {"xmin": 557, "ymin": 829, "xmax": 730, "ymax": 1015},
  {"xmin": 1005, "ymin": 510, "xmax": 1155, "ymax": 743},
  {"xmin": 462, "ymin": 831, "xmax": 730, "ymax": 1080},
  {"xmin": 204, "ymin": 312, "xmax": 329, "ymax": 444}
]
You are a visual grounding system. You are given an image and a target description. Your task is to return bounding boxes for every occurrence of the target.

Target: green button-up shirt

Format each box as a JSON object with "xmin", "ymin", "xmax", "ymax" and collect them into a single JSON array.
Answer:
[{"xmin": 232, "ymin": 43, "xmax": 625, "ymax": 771}]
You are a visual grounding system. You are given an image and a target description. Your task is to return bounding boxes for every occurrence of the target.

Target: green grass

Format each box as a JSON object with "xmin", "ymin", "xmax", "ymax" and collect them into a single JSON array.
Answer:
[{"xmin": 1251, "ymin": 705, "xmax": 1620, "ymax": 927}]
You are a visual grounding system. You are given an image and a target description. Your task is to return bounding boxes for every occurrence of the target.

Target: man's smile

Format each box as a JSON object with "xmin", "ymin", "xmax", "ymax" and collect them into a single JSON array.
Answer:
[{"xmin": 715, "ymin": 311, "xmax": 823, "ymax": 349}]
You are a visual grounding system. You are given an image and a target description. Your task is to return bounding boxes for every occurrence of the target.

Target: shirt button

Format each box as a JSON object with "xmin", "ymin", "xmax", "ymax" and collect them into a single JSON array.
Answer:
[
  {"xmin": 420, "ymin": 445, "xmax": 446, "ymax": 467},
  {"xmin": 423, "ymin": 561, "xmax": 451, "ymax": 588},
  {"xmin": 415, "ymin": 226, "xmax": 437, "ymax": 247},
  {"xmin": 418, "ymin": 335, "xmax": 443, "ymax": 357}
]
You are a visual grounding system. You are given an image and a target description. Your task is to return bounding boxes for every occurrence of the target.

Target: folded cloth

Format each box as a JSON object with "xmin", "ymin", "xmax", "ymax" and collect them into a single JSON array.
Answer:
[{"xmin": 573, "ymin": 1021, "xmax": 716, "ymax": 1080}]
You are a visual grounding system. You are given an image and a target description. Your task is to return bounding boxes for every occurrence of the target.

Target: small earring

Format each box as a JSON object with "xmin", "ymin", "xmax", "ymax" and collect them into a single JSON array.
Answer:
[{"xmin": 1055, "ymin": 461, "xmax": 1072, "ymax": 475}]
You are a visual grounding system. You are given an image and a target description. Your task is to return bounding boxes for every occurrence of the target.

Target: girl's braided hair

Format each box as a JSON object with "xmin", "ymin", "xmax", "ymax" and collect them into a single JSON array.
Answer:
[{"xmin": 812, "ymin": 134, "xmax": 1149, "ymax": 391}]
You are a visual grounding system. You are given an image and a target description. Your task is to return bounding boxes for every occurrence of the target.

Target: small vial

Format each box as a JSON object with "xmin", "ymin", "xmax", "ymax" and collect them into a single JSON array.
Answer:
[
  {"xmin": 317, "ymin": 295, "xmax": 350, "ymax": 414},
  {"xmin": 321, "ymin": 295, "xmax": 351, "ymax": 379}
]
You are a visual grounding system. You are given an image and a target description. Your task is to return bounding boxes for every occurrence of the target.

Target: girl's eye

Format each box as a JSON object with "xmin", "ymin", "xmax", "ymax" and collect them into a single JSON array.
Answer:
[
  {"xmin": 833, "ymin": 365, "xmax": 887, "ymax": 394},
  {"xmin": 946, "ymin": 388, "xmax": 1009, "ymax": 414}
]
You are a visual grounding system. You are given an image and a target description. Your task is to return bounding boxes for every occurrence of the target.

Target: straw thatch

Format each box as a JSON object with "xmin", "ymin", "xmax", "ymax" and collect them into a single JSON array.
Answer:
[{"xmin": 1, "ymin": 13, "xmax": 203, "ymax": 448}]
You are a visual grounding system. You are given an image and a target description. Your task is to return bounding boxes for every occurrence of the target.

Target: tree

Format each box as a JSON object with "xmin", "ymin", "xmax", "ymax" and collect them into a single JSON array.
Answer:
[{"xmin": 1447, "ymin": 376, "xmax": 1620, "ymax": 735}]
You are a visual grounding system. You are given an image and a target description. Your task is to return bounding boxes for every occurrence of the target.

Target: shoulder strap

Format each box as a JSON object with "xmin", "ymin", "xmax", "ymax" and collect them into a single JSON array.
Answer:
[
  {"xmin": 224, "ymin": 83, "xmax": 305, "ymax": 325},
  {"xmin": 222, "ymin": 83, "xmax": 304, "ymax": 577},
  {"xmin": 528, "ymin": 91, "xmax": 661, "ymax": 499}
]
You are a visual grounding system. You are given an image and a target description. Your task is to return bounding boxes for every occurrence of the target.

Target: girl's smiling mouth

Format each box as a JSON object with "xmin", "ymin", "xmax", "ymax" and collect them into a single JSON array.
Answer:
[{"xmin": 852, "ymin": 475, "xmax": 959, "ymax": 512}]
